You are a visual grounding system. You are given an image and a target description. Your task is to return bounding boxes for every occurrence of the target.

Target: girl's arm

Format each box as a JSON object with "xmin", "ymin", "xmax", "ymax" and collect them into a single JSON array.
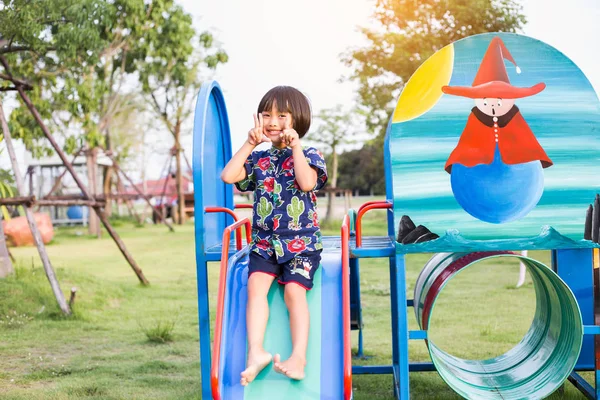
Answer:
[
  {"xmin": 221, "ymin": 141, "xmax": 256, "ymax": 184},
  {"xmin": 281, "ymin": 119, "xmax": 318, "ymax": 191},
  {"xmin": 221, "ymin": 114, "xmax": 270, "ymax": 184},
  {"xmin": 292, "ymin": 146, "xmax": 318, "ymax": 191}
]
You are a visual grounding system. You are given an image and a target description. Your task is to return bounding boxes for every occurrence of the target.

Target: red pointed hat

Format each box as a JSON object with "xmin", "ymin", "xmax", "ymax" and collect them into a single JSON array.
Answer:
[{"xmin": 442, "ymin": 36, "xmax": 545, "ymax": 99}]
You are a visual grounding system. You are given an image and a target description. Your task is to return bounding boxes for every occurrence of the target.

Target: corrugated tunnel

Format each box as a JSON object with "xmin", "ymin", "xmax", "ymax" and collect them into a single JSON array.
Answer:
[{"xmin": 414, "ymin": 251, "xmax": 583, "ymax": 399}]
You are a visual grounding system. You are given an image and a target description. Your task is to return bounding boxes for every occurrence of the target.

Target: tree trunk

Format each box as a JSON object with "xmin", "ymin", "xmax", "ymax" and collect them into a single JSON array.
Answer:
[
  {"xmin": 331, "ymin": 150, "xmax": 338, "ymax": 188},
  {"xmin": 323, "ymin": 149, "xmax": 338, "ymax": 223},
  {"xmin": 0, "ymin": 100, "xmax": 70, "ymax": 313},
  {"xmin": 0, "ymin": 214, "xmax": 14, "ymax": 278},
  {"xmin": 87, "ymin": 148, "xmax": 101, "ymax": 238},
  {"xmin": 174, "ymin": 121, "xmax": 185, "ymax": 225}
]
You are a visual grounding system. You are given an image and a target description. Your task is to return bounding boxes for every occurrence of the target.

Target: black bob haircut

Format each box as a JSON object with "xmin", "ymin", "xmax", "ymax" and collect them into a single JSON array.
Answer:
[{"xmin": 257, "ymin": 86, "xmax": 312, "ymax": 137}]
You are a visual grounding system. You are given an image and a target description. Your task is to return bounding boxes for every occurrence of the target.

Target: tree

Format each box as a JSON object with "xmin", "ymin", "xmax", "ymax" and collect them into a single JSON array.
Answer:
[
  {"xmin": 1, "ymin": 1, "xmax": 226, "ymax": 228},
  {"xmin": 340, "ymin": 0, "xmax": 527, "ymax": 197},
  {"xmin": 136, "ymin": 8, "xmax": 228, "ymax": 224},
  {"xmin": 343, "ymin": 0, "xmax": 527, "ymax": 138},
  {"xmin": 307, "ymin": 105, "xmax": 366, "ymax": 222},
  {"xmin": 337, "ymin": 145, "xmax": 385, "ymax": 196},
  {"xmin": 100, "ymin": 93, "xmax": 148, "ymax": 216},
  {"xmin": 1, "ymin": 0, "xmax": 109, "ymax": 156},
  {"xmin": 0, "ymin": 0, "xmax": 151, "ymax": 294},
  {"xmin": 2, "ymin": 0, "xmax": 170, "ymax": 153}
]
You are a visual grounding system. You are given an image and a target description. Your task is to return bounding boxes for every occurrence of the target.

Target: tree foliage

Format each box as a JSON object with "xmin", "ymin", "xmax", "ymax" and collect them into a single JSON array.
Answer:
[
  {"xmin": 134, "ymin": 4, "xmax": 227, "ymax": 224},
  {"xmin": 343, "ymin": 0, "xmax": 527, "ymax": 137},
  {"xmin": 336, "ymin": 0, "xmax": 527, "ymax": 195},
  {"xmin": 0, "ymin": 0, "xmax": 227, "ymax": 161},
  {"xmin": 0, "ymin": 0, "xmax": 110, "ymax": 155},
  {"xmin": 137, "ymin": 6, "xmax": 228, "ymax": 141}
]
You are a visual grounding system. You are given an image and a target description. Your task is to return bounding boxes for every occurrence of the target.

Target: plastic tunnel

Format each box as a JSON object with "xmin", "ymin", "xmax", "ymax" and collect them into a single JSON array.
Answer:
[{"xmin": 414, "ymin": 251, "xmax": 584, "ymax": 399}]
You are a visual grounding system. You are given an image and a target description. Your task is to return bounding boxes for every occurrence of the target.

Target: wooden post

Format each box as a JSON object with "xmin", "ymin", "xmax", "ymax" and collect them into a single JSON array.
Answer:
[
  {"xmin": 27, "ymin": 166, "xmax": 34, "ymax": 196},
  {"xmin": 160, "ymin": 155, "xmax": 173, "ymax": 222},
  {"xmin": 0, "ymin": 100, "xmax": 71, "ymax": 313},
  {"xmin": 0, "ymin": 213, "xmax": 14, "ymax": 278},
  {"xmin": 174, "ymin": 134, "xmax": 185, "ymax": 225},
  {"xmin": 0, "ymin": 196, "xmax": 35, "ymax": 206},
  {"xmin": 68, "ymin": 287, "xmax": 77, "ymax": 308},
  {"xmin": 0, "ymin": 197, "xmax": 107, "ymax": 207},
  {"xmin": 14, "ymin": 85, "xmax": 149, "ymax": 285},
  {"xmin": 116, "ymin": 173, "xmax": 143, "ymax": 225},
  {"xmin": 86, "ymin": 147, "xmax": 101, "ymax": 238}
]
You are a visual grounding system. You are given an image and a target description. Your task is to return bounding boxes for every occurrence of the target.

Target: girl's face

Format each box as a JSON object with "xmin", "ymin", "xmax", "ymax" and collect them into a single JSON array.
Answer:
[{"xmin": 261, "ymin": 104, "xmax": 293, "ymax": 148}]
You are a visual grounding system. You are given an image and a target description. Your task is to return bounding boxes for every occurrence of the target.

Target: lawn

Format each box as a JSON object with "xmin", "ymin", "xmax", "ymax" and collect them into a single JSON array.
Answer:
[{"xmin": 0, "ymin": 209, "xmax": 592, "ymax": 399}]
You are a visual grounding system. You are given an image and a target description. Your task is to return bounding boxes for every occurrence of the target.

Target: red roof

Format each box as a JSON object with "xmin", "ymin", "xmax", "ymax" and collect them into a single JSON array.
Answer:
[
  {"xmin": 122, "ymin": 174, "xmax": 249, "ymax": 198},
  {"xmin": 122, "ymin": 175, "xmax": 193, "ymax": 197}
]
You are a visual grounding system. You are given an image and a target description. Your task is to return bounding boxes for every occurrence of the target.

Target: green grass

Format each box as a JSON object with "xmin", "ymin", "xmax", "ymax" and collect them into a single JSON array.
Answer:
[
  {"xmin": 0, "ymin": 212, "xmax": 592, "ymax": 399},
  {"xmin": 139, "ymin": 318, "xmax": 178, "ymax": 344}
]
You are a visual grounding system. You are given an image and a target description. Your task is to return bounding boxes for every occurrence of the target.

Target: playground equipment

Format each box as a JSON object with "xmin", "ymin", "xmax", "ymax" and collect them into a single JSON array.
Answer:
[
  {"xmin": 193, "ymin": 32, "xmax": 599, "ymax": 399},
  {"xmin": 414, "ymin": 252, "xmax": 583, "ymax": 398}
]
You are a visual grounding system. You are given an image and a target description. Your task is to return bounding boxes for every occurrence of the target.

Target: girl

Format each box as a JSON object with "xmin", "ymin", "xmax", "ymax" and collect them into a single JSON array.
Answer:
[{"xmin": 221, "ymin": 86, "xmax": 327, "ymax": 386}]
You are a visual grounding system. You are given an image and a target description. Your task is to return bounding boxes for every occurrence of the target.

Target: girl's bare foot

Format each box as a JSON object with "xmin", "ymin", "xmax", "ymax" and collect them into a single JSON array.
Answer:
[
  {"xmin": 273, "ymin": 353, "xmax": 306, "ymax": 380},
  {"xmin": 240, "ymin": 349, "xmax": 272, "ymax": 386}
]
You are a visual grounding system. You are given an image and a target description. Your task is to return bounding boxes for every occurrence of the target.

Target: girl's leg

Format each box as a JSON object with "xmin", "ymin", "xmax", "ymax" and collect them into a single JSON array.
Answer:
[
  {"xmin": 273, "ymin": 282, "xmax": 309, "ymax": 380},
  {"xmin": 241, "ymin": 272, "xmax": 276, "ymax": 386}
]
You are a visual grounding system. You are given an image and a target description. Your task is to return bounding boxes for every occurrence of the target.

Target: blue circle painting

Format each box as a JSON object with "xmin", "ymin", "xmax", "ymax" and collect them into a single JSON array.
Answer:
[{"xmin": 451, "ymin": 147, "xmax": 544, "ymax": 224}]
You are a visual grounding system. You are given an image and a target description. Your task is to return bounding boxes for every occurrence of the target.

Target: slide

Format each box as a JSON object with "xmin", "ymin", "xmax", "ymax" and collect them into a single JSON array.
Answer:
[{"xmin": 212, "ymin": 249, "xmax": 347, "ymax": 400}]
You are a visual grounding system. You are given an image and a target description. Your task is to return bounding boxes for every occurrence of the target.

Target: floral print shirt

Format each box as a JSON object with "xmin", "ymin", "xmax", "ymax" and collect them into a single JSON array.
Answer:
[{"xmin": 235, "ymin": 146, "xmax": 328, "ymax": 263}]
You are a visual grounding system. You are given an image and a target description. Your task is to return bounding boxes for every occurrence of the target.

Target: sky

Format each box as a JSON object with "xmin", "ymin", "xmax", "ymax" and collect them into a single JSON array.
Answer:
[
  {"xmin": 191, "ymin": 0, "xmax": 600, "ymax": 156},
  {"xmin": 2, "ymin": 0, "xmax": 600, "ymax": 182}
]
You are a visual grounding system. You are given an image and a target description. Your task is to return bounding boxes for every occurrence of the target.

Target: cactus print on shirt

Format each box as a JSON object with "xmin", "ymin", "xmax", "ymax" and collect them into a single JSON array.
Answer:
[{"xmin": 235, "ymin": 146, "xmax": 328, "ymax": 263}]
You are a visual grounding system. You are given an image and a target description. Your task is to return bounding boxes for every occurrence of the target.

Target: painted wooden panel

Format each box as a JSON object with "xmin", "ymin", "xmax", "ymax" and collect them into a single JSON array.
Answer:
[{"xmin": 390, "ymin": 33, "xmax": 600, "ymax": 253}]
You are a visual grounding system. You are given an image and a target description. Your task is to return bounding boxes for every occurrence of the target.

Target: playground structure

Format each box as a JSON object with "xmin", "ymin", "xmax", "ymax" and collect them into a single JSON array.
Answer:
[
  {"xmin": 24, "ymin": 150, "xmax": 111, "ymax": 226},
  {"xmin": 193, "ymin": 33, "xmax": 600, "ymax": 399},
  {"xmin": 0, "ymin": 58, "xmax": 150, "ymax": 316}
]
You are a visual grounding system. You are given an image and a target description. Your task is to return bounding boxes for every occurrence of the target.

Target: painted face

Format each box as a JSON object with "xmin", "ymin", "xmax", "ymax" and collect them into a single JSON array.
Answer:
[
  {"xmin": 261, "ymin": 104, "xmax": 293, "ymax": 148},
  {"xmin": 475, "ymin": 98, "xmax": 516, "ymax": 117}
]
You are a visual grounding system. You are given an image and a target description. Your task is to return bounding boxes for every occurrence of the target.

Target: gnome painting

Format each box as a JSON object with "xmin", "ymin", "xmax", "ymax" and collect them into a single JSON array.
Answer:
[
  {"xmin": 389, "ymin": 32, "xmax": 600, "ymax": 252},
  {"xmin": 442, "ymin": 37, "xmax": 553, "ymax": 224}
]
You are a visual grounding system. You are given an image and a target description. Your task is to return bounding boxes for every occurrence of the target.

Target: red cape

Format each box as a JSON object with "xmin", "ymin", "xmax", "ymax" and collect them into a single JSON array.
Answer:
[{"xmin": 445, "ymin": 108, "xmax": 553, "ymax": 173}]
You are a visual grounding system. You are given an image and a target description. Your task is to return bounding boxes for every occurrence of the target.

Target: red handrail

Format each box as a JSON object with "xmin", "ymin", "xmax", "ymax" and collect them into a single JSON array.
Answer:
[
  {"xmin": 355, "ymin": 201, "xmax": 392, "ymax": 248},
  {"xmin": 341, "ymin": 214, "xmax": 352, "ymax": 400},
  {"xmin": 205, "ymin": 206, "xmax": 239, "ymax": 222},
  {"xmin": 234, "ymin": 204, "xmax": 253, "ymax": 209},
  {"xmin": 356, "ymin": 200, "xmax": 386, "ymax": 215},
  {"xmin": 205, "ymin": 206, "xmax": 243, "ymax": 250},
  {"xmin": 210, "ymin": 217, "xmax": 252, "ymax": 400}
]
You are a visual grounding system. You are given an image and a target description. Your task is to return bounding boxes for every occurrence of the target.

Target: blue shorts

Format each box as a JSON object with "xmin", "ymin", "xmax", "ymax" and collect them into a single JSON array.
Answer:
[{"xmin": 249, "ymin": 250, "xmax": 322, "ymax": 290}]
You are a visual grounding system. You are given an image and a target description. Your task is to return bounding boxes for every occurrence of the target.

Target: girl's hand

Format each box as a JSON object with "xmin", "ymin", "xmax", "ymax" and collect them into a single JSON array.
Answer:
[
  {"xmin": 247, "ymin": 114, "xmax": 271, "ymax": 146},
  {"xmin": 281, "ymin": 119, "xmax": 300, "ymax": 149}
]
